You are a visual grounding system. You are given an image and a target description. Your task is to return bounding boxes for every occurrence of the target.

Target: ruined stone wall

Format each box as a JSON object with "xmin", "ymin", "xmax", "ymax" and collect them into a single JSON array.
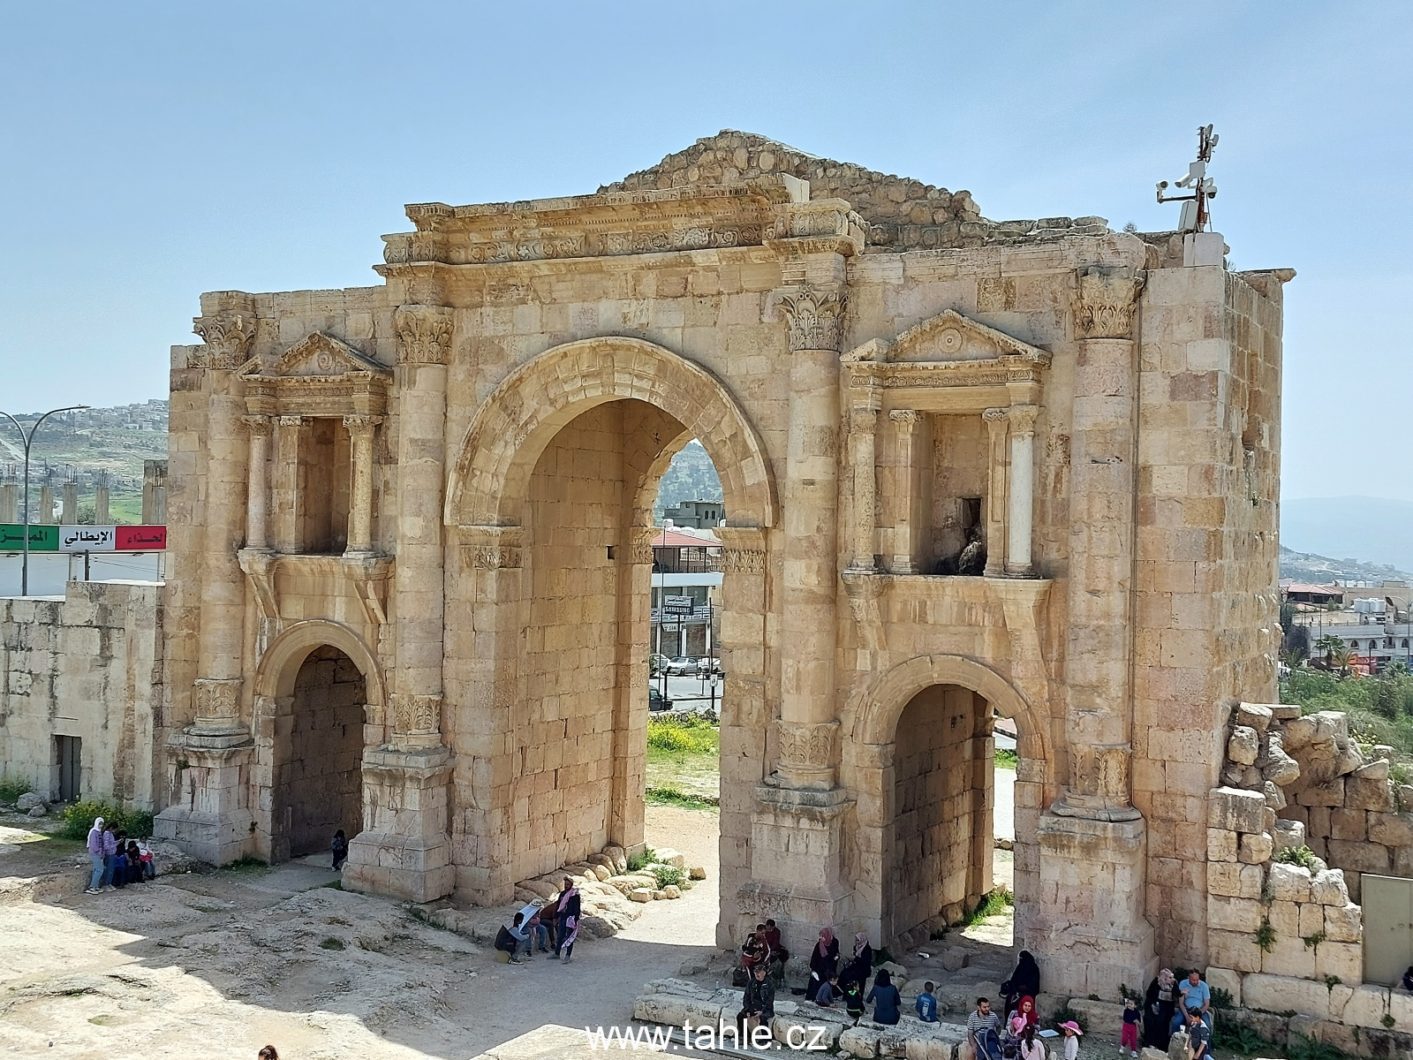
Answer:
[{"xmin": 0, "ymin": 580, "xmax": 162, "ymax": 808}]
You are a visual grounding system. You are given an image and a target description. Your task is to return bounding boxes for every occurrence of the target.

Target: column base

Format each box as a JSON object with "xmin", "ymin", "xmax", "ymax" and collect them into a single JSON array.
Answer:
[
  {"xmin": 341, "ymin": 745, "xmax": 455, "ymax": 904},
  {"xmin": 730, "ymin": 784, "xmax": 854, "ymax": 952},
  {"xmin": 154, "ymin": 737, "xmax": 256, "ymax": 866},
  {"xmin": 1032, "ymin": 811, "xmax": 1156, "ymax": 995}
]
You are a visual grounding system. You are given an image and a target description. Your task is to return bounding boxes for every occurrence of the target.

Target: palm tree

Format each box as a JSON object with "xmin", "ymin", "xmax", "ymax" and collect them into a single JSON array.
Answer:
[
  {"xmin": 1331, "ymin": 644, "xmax": 1358, "ymax": 676},
  {"xmin": 1315, "ymin": 634, "xmax": 1344, "ymax": 670}
]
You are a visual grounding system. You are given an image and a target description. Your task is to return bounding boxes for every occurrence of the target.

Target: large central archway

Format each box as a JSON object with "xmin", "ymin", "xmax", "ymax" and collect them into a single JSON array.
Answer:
[{"xmin": 443, "ymin": 337, "xmax": 778, "ymax": 920}]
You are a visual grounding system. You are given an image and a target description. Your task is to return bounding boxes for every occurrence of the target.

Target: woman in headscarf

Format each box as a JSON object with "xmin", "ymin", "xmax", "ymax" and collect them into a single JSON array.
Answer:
[
  {"xmin": 804, "ymin": 927, "xmax": 839, "ymax": 1001},
  {"xmin": 85, "ymin": 817, "xmax": 106, "ymax": 894},
  {"xmin": 554, "ymin": 876, "xmax": 581, "ymax": 964},
  {"xmin": 838, "ymin": 931, "xmax": 874, "ymax": 991},
  {"xmin": 1008, "ymin": 995, "xmax": 1039, "ymax": 1036},
  {"xmin": 1142, "ymin": 968, "xmax": 1177, "ymax": 1049},
  {"xmin": 1001, "ymin": 949, "xmax": 1040, "ymax": 1016}
]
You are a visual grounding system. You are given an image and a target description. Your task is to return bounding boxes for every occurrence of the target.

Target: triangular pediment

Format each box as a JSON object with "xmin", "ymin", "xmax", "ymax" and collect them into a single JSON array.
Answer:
[
  {"xmin": 241, "ymin": 333, "xmax": 390, "ymax": 380},
  {"xmin": 845, "ymin": 310, "xmax": 1050, "ymax": 366}
]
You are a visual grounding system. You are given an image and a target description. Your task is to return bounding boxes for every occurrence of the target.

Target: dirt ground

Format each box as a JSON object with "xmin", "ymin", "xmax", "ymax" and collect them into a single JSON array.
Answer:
[{"xmin": 0, "ymin": 804, "xmax": 721, "ymax": 1060}]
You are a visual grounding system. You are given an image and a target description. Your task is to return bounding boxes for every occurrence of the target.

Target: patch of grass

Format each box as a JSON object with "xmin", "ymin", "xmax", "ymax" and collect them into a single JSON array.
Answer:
[
  {"xmin": 321, "ymin": 880, "xmax": 344, "ymax": 890},
  {"xmin": 318, "ymin": 937, "xmax": 345, "ymax": 951},
  {"xmin": 1256, "ymin": 917, "xmax": 1277, "ymax": 952},
  {"xmin": 994, "ymin": 748, "xmax": 1018, "ymax": 769},
  {"xmin": 223, "ymin": 856, "xmax": 269, "ymax": 874},
  {"xmin": 645, "ymin": 785, "xmax": 719, "ymax": 810},
  {"xmin": 962, "ymin": 889, "xmax": 1014, "ymax": 925},
  {"xmin": 1285, "ymin": 1034, "xmax": 1354, "ymax": 1060},
  {"xmin": 58, "ymin": 800, "xmax": 154, "ymax": 842},
  {"xmin": 1214, "ymin": 1021, "xmax": 1279, "ymax": 1055},
  {"xmin": 1276, "ymin": 844, "xmax": 1319, "ymax": 869},
  {"xmin": 1303, "ymin": 930, "xmax": 1326, "ymax": 950},
  {"xmin": 646, "ymin": 713, "xmax": 720, "ymax": 754},
  {"xmin": 0, "ymin": 776, "xmax": 31, "ymax": 803},
  {"xmin": 627, "ymin": 846, "xmax": 658, "ymax": 873}
]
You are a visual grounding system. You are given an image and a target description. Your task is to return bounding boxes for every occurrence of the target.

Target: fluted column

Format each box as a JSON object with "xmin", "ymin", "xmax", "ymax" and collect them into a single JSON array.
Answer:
[
  {"xmin": 241, "ymin": 416, "xmax": 272, "ymax": 550},
  {"xmin": 775, "ymin": 281, "xmax": 848, "ymax": 788},
  {"xmin": 982, "ymin": 408, "xmax": 1009, "ymax": 578},
  {"xmin": 343, "ymin": 415, "xmax": 381, "ymax": 555},
  {"xmin": 1056, "ymin": 266, "xmax": 1145, "ymax": 819},
  {"xmin": 847, "ymin": 393, "xmax": 880, "ymax": 572},
  {"xmin": 887, "ymin": 410, "xmax": 919, "ymax": 573},
  {"xmin": 1005, "ymin": 405, "xmax": 1038, "ymax": 577},
  {"xmin": 272, "ymin": 416, "xmax": 304, "ymax": 553},
  {"xmin": 389, "ymin": 304, "xmax": 454, "ymax": 749}
]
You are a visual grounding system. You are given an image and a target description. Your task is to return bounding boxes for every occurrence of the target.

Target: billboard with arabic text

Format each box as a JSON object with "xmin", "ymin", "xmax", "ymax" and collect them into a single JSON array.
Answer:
[{"xmin": 0, "ymin": 524, "xmax": 166, "ymax": 554}]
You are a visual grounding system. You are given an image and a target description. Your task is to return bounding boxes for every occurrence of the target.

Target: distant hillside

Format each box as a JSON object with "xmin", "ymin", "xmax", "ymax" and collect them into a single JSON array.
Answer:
[
  {"xmin": 1282, "ymin": 496, "xmax": 1413, "ymax": 575},
  {"xmin": 654, "ymin": 440, "xmax": 723, "ymax": 517},
  {"xmin": 1279, "ymin": 544, "xmax": 1412, "ymax": 584}
]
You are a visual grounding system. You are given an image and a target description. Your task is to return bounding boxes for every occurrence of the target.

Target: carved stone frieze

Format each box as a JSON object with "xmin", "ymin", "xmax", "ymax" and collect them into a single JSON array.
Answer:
[
  {"xmin": 193, "ymin": 676, "xmax": 242, "ymax": 721},
  {"xmin": 390, "ymin": 692, "xmax": 443, "ymax": 737},
  {"xmin": 457, "ymin": 524, "xmax": 524, "ymax": 570},
  {"xmin": 1073, "ymin": 266, "xmax": 1145, "ymax": 340},
  {"xmin": 776, "ymin": 283, "xmax": 848, "ymax": 352},
  {"xmin": 394, "ymin": 305, "xmax": 455, "ymax": 366},
  {"xmin": 776, "ymin": 720, "xmax": 840, "ymax": 774},
  {"xmin": 190, "ymin": 312, "xmax": 257, "ymax": 369}
]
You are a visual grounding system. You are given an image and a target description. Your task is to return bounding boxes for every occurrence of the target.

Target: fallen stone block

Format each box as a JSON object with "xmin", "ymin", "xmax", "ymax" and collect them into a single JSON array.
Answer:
[
  {"xmin": 689, "ymin": 865, "xmax": 707, "ymax": 880},
  {"xmin": 654, "ymin": 847, "xmax": 685, "ymax": 868},
  {"xmin": 1236, "ymin": 703, "xmax": 1273, "ymax": 732},
  {"xmin": 661, "ymin": 885, "xmax": 681, "ymax": 899},
  {"xmin": 629, "ymin": 888, "xmax": 653, "ymax": 903},
  {"xmin": 1267, "ymin": 862, "xmax": 1313, "ymax": 903},
  {"xmin": 839, "ymin": 1024, "xmax": 883, "ymax": 1057},
  {"xmin": 16, "ymin": 792, "xmax": 46, "ymax": 811},
  {"xmin": 1209, "ymin": 786, "xmax": 1267, "ymax": 833},
  {"xmin": 942, "ymin": 946, "xmax": 969, "ymax": 971},
  {"xmin": 1228, "ymin": 725, "xmax": 1260, "ymax": 766},
  {"xmin": 1263, "ymin": 781, "xmax": 1287, "ymax": 811},
  {"xmin": 1238, "ymin": 832, "xmax": 1273, "ymax": 865}
]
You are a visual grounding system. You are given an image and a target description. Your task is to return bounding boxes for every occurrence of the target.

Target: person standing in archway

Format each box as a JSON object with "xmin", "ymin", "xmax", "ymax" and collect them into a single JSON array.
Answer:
[
  {"xmin": 331, "ymin": 829, "xmax": 348, "ymax": 870},
  {"xmin": 838, "ymin": 932, "xmax": 874, "ymax": 992}
]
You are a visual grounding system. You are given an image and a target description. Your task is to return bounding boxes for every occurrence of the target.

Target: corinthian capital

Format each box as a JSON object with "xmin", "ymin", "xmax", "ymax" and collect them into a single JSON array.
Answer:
[
  {"xmin": 191, "ymin": 312, "xmax": 257, "ymax": 369},
  {"xmin": 776, "ymin": 283, "xmax": 848, "ymax": 352},
  {"xmin": 394, "ymin": 305, "xmax": 455, "ymax": 365},
  {"xmin": 1073, "ymin": 266, "xmax": 1145, "ymax": 340}
]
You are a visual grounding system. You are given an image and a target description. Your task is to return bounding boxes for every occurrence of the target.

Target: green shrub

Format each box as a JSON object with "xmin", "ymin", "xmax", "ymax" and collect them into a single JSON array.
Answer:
[
  {"xmin": 1210, "ymin": 986, "xmax": 1234, "ymax": 1010},
  {"xmin": 1255, "ymin": 917, "xmax": 1277, "ymax": 952},
  {"xmin": 1276, "ymin": 844, "xmax": 1319, "ymax": 869},
  {"xmin": 1285, "ymin": 1034, "xmax": 1353, "ymax": 1060},
  {"xmin": 652, "ymin": 865, "xmax": 686, "ymax": 889},
  {"xmin": 1214, "ymin": 1021, "xmax": 1279, "ymax": 1055},
  {"xmin": 59, "ymin": 800, "xmax": 155, "ymax": 842},
  {"xmin": 994, "ymin": 748, "xmax": 1018, "ymax": 769},
  {"xmin": 645, "ymin": 786, "xmax": 719, "ymax": 810},
  {"xmin": 627, "ymin": 846, "xmax": 658, "ymax": 873},
  {"xmin": 962, "ymin": 889, "xmax": 1014, "ymax": 924},
  {"xmin": 0, "ymin": 776, "xmax": 31, "ymax": 804},
  {"xmin": 1049, "ymin": 1006, "xmax": 1085, "ymax": 1032}
]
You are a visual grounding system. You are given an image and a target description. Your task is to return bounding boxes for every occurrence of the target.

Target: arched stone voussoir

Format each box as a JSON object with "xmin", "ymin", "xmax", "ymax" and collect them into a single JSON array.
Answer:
[
  {"xmin": 253, "ymin": 618, "xmax": 386, "ymax": 722},
  {"xmin": 845, "ymin": 653, "xmax": 1050, "ymax": 769},
  {"xmin": 445, "ymin": 336, "xmax": 779, "ymax": 529}
]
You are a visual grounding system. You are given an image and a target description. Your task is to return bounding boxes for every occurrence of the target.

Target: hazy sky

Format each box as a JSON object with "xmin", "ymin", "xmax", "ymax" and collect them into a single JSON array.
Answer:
[{"xmin": 2, "ymin": 3, "xmax": 1409, "ymax": 501}]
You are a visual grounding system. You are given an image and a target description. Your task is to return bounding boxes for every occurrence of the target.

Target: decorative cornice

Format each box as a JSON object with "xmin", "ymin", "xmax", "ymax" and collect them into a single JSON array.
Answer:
[
  {"xmin": 393, "ymin": 305, "xmax": 455, "ymax": 365},
  {"xmin": 191, "ymin": 312, "xmax": 257, "ymax": 369},
  {"xmin": 1073, "ymin": 265, "xmax": 1145, "ymax": 340},
  {"xmin": 775, "ymin": 283, "xmax": 848, "ymax": 352},
  {"xmin": 457, "ymin": 524, "xmax": 524, "ymax": 570}
]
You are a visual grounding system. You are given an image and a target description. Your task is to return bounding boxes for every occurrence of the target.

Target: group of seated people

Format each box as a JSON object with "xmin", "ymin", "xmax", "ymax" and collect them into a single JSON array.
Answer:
[
  {"xmin": 85, "ymin": 817, "xmax": 155, "ymax": 894},
  {"xmin": 492, "ymin": 876, "xmax": 583, "ymax": 964},
  {"xmin": 738, "ymin": 919, "xmax": 789, "ymax": 978}
]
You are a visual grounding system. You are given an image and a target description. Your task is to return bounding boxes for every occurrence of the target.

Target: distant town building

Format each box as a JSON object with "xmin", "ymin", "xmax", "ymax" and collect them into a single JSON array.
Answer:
[
  {"xmin": 649, "ymin": 525, "xmax": 721, "ymax": 658},
  {"xmin": 661, "ymin": 498, "xmax": 725, "ymax": 529},
  {"xmin": 1282, "ymin": 581, "xmax": 1343, "ymax": 607}
]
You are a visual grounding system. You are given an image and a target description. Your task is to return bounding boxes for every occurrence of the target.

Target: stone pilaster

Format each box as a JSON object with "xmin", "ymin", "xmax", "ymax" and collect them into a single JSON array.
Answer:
[
  {"xmin": 94, "ymin": 480, "xmax": 110, "ymax": 525},
  {"xmin": 887, "ymin": 409, "xmax": 919, "ymax": 574},
  {"xmin": 241, "ymin": 416, "xmax": 272, "ymax": 550},
  {"xmin": 1005, "ymin": 404, "xmax": 1039, "ymax": 577},
  {"xmin": 1035, "ymin": 264, "xmax": 1153, "ymax": 998},
  {"xmin": 61, "ymin": 480, "xmax": 78, "ymax": 524},
  {"xmin": 343, "ymin": 305, "xmax": 456, "ymax": 906},
  {"xmin": 774, "ymin": 280, "xmax": 847, "ymax": 788},
  {"xmin": 982, "ymin": 407, "xmax": 1010, "ymax": 577},
  {"xmin": 846, "ymin": 396, "xmax": 879, "ymax": 573},
  {"xmin": 1056, "ymin": 266, "xmax": 1146, "ymax": 819},
  {"xmin": 342, "ymin": 414, "xmax": 381, "ymax": 555}
]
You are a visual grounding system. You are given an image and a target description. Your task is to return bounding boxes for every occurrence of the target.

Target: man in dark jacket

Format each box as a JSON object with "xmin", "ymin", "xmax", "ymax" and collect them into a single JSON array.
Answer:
[{"xmin": 736, "ymin": 964, "xmax": 776, "ymax": 1039}]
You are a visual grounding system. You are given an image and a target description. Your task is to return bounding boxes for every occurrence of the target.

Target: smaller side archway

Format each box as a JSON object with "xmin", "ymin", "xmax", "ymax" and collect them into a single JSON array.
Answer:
[
  {"xmin": 250, "ymin": 620, "xmax": 385, "ymax": 862},
  {"xmin": 843, "ymin": 654, "xmax": 1052, "ymax": 952}
]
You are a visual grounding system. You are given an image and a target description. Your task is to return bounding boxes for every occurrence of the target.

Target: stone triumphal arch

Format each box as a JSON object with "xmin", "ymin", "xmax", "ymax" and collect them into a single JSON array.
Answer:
[{"xmin": 154, "ymin": 131, "xmax": 1288, "ymax": 993}]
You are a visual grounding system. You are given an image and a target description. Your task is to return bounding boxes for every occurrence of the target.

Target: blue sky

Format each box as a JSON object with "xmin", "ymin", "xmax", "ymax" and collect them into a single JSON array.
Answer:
[{"xmin": 1, "ymin": 2, "xmax": 1410, "ymax": 501}]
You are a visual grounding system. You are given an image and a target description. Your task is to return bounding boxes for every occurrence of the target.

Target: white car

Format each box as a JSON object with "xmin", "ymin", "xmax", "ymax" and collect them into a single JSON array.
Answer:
[{"xmin": 664, "ymin": 657, "xmax": 699, "ymax": 675}]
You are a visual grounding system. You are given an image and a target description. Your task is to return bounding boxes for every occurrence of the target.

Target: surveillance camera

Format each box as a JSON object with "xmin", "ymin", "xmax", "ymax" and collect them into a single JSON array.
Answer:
[{"xmin": 1158, "ymin": 180, "xmax": 1169, "ymax": 189}]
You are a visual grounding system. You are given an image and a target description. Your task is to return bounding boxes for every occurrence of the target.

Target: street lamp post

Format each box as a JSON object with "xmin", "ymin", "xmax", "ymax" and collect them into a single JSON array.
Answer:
[{"xmin": 0, "ymin": 405, "xmax": 90, "ymax": 596}]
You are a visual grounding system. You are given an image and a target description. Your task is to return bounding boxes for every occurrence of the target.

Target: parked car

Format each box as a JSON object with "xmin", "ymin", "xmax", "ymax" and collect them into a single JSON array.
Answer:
[
  {"xmin": 665, "ymin": 656, "xmax": 699, "ymax": 675},
  {"xmin": 648, "ymin": 687, "xmax": 673, "ymax": 712},
  {"xmin": 699, "ymin": 657, "xmax": 722, "ymax": 674},
  {"xmin": 649, "ymin": 653, "xmax": 670, "ymax": 676}
]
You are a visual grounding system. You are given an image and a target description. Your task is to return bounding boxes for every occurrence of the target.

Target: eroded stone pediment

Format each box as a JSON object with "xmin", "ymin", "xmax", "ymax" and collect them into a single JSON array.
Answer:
[
  {"xmin": 845, "ymin": 309, "xmax": 1050, "ymax": 367},
  {"xmin": 241, "ymin": 333, "xmax": 390, "ymax": 380}
]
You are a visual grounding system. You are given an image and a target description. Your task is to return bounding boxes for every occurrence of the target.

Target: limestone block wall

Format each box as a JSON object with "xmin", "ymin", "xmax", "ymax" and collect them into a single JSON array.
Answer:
[
  {"xmin": 891, "ymin": 686, "xmax": 989, "ymax": 933},
  {"xmin": 1131, "ymin": 263, "xmax": 1286, "ymax": 965},
  {"xmin": 0, "ymin": 580, "xmax": 163, "ymax": 808}
]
